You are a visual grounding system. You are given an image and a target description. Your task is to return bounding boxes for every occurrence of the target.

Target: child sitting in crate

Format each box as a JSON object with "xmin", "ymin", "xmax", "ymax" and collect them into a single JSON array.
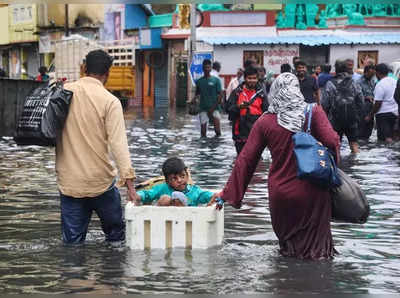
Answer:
[{"xmin": 133, "ymin": 157, "xmax": 218, "ymax": 206}]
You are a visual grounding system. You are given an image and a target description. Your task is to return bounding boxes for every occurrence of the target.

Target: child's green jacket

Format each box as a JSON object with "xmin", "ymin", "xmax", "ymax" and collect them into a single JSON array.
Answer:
[{"xmin": 137, "ymin": 183, "xmax": 213, "ymax": 206}]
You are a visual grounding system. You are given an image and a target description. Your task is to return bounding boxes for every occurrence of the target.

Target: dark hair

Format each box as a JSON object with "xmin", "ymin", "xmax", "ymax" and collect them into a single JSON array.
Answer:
[
  {"xmin": 162, "ymin": 157, "xmax": 187, "ymax": 180},
  {"xmin": 364, "ymin": 64, "xmax": 375, "ymax": 74},
  {"xmin": 321, "ymin": 64, "xmax": 331, "ymax": 73},
  {"xmin": 292, "ymin": 56, "xmax": 300, "ymax": 64},
  {"xmin": 244, "ymin": 59, "xmax": 256, "ymax": 69},
  {"xmin": 244, "ymin": 66, "xmax": 258, "ymax": 77},
  {"xmin": 258, "ymin": 66, "xmax": 266, "ymax": 73},
  {"xmin": 212, "ymin": 61, "xmax": 221, "ymax": 71},
  {"xmin": 375, "ymin": 63, "xmax": 389, "ymax": 75},
  {"xmin": 280, "ymin": 63, "xmax": 291, "ymax": 73},
  {"xmin": 335, "ymin": 60, "xmax": 347, "ymax": 74},
  {"xmin": 202, "ymin": 59, "xmax": 212, "ymax": 67},
  {"xmin": 38, "ymin": 66, "xmax": 47, "ymax": 75},
  {"xmin": 294, "ymin": 60, "xmax": 307, "ymax": 68},
  {"xmin": 345, "ymin": 58, "xmax": 354, "ymax": 64},
  {"xmin": 85, "ymin": 50, "xmax": 113, "ymax": 75}
]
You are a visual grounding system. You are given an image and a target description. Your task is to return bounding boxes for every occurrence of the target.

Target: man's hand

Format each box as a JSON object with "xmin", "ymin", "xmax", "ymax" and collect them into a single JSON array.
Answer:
[
  {"xmin": 126, "ymin": 178, "xmax": 141, "ymax": 205},
  {"xmin": 364, "ymin": 114, "xmax": 372, "ymax": 122},
  {"xmin": 365, "ymin": 96, "xmax": 374, "ymax": 103},
  {"xmin": 239, "ymin": 102, "xmax": 250, "ymax": 109},
  {"xmin": 128, "ymin": 188, "xmax": 141, "ymax": 205}
]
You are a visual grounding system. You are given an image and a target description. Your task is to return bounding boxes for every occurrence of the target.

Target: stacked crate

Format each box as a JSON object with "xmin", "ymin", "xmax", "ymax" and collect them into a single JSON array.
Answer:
[{"xmin": 53, "ymin": 39, "xmax": 103, "ymax": 82}]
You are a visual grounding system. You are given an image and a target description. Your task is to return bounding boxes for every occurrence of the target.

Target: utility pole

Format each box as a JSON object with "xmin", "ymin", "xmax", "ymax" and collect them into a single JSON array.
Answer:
[
  {"xmin": 188, "ymin": 4, "xmax": 197, "ymax": 100},
  {"xmin": 65, "ymin": 4, "xmax": 69, "ymax": 37}
]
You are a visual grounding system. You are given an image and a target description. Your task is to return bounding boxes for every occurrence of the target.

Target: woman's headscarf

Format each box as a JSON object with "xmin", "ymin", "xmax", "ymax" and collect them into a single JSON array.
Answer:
[{"xmin": 267, "ymin": 72, "xmax": 307, "ymax": 133}]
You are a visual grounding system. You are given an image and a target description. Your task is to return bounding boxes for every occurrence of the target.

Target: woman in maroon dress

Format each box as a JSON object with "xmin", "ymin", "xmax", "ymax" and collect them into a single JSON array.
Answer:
[{"xmin": 219, "ymin": 73, "xmax": 340, "ymax": 260}]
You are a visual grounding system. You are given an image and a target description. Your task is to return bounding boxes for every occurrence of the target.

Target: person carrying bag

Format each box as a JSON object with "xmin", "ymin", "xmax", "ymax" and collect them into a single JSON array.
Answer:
[
  {"xmin": 293, "ymin": 103, "xmax": 341, "ymax": 188},
  {"xmin": 293, "ymin": 103, "xmax": 369, "ymax": 224},
  {"xmin": 14, "ymin": 81, "xmax": 73, "ymax": 146}
]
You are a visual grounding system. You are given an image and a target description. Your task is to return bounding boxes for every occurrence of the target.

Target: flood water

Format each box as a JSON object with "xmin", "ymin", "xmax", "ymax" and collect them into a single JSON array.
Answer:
[{"xmin": 0, "ymin": 107, "xmax": 399, "ymax": 294}]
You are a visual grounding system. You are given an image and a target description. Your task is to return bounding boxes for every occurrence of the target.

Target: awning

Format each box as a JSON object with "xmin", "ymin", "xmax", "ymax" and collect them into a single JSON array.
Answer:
[{"xmin": 199, "ymin": 33, "xmax": 400, "ymax": 46}]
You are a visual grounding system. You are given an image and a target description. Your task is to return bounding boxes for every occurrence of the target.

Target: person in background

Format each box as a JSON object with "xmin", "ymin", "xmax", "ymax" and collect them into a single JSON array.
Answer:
[
  {"xmin": 257, "ymin": 66, "xmax": 271, "ymax": 99},
  {"xmin": 134, "ymin": 157, "xmax": 218, "ymax": 207},
  {"xmin": 57, "ymin": 50, "xmax": 138, "ymax": 244},
  {"xmin": 36, "ymin": 66, "xmax": 49, "ymax": 82},
  {"xmin": 322, "ymin": 60, "xmax": 364, "ymax": 153},
  {"xmin": 312, "ymin": 65, "xmax": 322, "ymax": 79},
  {"xmin": 345, "ymin": 58, "xmax": 362, "ymax": 81},
  {"xmin": 318, "ymin": 64, "xmax": 333, "ymax": 88},
  {"xmin": 0, "ymin": 68, "xmax": 6, "ymax": 78},
  {"xmin": 226, "ymin": 66, "xmax": 269, "ymax": 155},
  {"xmin": 218, "ymin": 72, "xmax": 340, "ymax": 260},
  {"xmin": 357, "ymin": 64, "xmax": 376, "ymax": 141},
  {"xmin": 366, "ymin": 63, "xmax": 398, "ymax": 143},
  {"xmin": 292, "ymin": 56, "xmax": 300, "ymax": 73},
  {"xmin": 195, "ymin": 59, "xmax": 223, "ymax": 138},
  {"xmin": 211, "ymin": 61, "xmax": 225, "ymax": 92},
  {"xmin": 226, "ymin": 68, "xmax": 244, "ymax": 100},
  {"xmin": 280, "ymin": 63, "xmax": 292, "ymax": 73},
  {"xmin": 211, "ymin": 61, "xmax": 225, "ymax": 107},
  {"xmin": 295, "ymin": 60, "xmax": 320, "ymax": 104}
]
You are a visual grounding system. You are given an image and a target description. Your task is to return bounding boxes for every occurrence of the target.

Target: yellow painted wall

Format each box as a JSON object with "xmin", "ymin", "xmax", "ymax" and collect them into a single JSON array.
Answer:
[
  {"xmin": 253, "ymin": 4, "xmax": 282, "ymax": 10},
  {"xmin": 47, "ymin": 4, "xmax": 104, "ymax": 27},
  {"xmin": 0, "ymin": 6, "xmax": 10, "ymax": 45},
  {"xmin": 8, "ymin": 4, "xmax": 38, "ymax": 43}
]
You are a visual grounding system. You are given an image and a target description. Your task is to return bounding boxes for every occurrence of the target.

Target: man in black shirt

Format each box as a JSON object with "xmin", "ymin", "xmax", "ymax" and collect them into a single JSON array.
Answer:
[{"xmin": 295, "ymin": 60, "xmax": 320, "ymax": 104}]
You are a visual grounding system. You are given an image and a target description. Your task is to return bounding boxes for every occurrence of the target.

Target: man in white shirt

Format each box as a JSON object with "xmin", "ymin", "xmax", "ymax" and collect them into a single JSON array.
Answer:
[
  {"xmin": 211, "ymin": 61, "xmax": 225, "ymax": 109},
  {"xmin": 226, "ymin": 68, "xmax": 243, "ymax": 100},
  {"xmin": 366, "ymin": 63, "xmax": 398, "ymax": 143},
  {"xmin": 211, "ymin": 61, "xmax": 224, "ymax": 91}
]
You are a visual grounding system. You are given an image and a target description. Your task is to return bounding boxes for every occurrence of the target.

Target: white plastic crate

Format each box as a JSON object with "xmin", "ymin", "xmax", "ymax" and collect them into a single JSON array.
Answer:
[{"xmin": 125, "ymin": 203, "xmax": 224, "ymax": 249}]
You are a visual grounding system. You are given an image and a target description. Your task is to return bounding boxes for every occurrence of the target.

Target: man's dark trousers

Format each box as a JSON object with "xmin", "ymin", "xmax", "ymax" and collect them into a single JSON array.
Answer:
[{"xmin": 60, "ymin": 185, "xmax": 125, "ymax": 244}]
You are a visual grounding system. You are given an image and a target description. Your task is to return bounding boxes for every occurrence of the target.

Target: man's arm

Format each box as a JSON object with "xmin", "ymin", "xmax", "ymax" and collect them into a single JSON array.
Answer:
[
  {"xmin": 313, "ymin": 77, "xmax": 321, "ymax": 105},
  {"xmin": 354, "ymin": 81, "xmax": 365, "ymax": 122},
  {"xmin": 105, "ymin": 99, "xmax": 139, "ymax": 202},
  {"xmin": 365, "ymin": 83, "xmax": 383, "ymax": 122},
  {"xmin": 394, "ymin": 79, "xmax": 400, "ymax": 105}
]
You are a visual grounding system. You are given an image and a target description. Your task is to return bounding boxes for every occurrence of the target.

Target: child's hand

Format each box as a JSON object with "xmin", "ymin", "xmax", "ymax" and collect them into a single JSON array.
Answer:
[{"xmin": 208, "ymin": 193, "xmax": 224, "ymax": 210}]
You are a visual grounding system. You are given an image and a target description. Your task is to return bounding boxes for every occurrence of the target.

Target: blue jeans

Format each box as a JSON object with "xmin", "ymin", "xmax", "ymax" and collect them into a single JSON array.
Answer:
[{"xmin": 60, "ymin": 185, "xmax": 125, "ymax": 244}]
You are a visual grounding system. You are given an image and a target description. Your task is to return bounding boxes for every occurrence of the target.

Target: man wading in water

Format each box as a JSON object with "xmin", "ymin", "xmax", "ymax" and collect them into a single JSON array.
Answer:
[{"xmin": 56, "ymin": 50, "xmax": 139, "ymax": 244}]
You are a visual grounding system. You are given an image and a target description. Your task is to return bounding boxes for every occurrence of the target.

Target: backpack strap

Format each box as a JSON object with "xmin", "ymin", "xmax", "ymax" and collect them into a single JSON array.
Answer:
[{"xmin": 305, "ymin": 103, "xmax": 315, "ymax": 133}]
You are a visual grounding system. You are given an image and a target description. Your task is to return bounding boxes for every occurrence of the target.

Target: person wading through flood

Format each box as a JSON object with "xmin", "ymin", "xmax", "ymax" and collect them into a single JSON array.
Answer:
[
  {"xmin": 226, "ymin": 66, "xmax": 269, "ymax": 155},
  {"xmin": 322, "ymin": 60, "xmax": 364, "ymax": 153},
  {"xmin": 57, "ymin": 50, "xmax": 139, "ymax": 244},
  {"xmin": 194, "ymin": 59, "xmax": 223, "ymax": 138},
  {"xmin": 217, "ymin": 73, "xmax": 340, "ymax": 260}
]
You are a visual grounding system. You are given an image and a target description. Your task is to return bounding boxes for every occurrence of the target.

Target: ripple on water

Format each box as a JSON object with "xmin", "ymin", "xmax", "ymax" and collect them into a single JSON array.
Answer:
[{"xmin": 1, "ymin": 108, "xmax": 400, "ymax": 293}]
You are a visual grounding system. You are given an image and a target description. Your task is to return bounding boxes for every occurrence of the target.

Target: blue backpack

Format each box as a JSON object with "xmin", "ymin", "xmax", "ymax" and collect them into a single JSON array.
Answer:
[{"xmin": 292, "ymin": 104, "xmax": 341, "ymax": 188}]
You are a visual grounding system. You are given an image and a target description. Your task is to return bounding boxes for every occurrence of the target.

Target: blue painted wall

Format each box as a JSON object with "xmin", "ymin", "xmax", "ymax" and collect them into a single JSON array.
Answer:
[{"xmin": 125, "ymin": 5, "xmax": 148, "ymax": 29}]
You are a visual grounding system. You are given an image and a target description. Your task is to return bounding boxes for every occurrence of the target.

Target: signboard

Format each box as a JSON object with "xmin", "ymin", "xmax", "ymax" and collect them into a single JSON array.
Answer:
[
  {"xmin": 264, "ymin": 45, "xmax": 299, "ymax": 74},
  {"xmin": 139, "ymin": 28, "xmax": 162, "ymax": 49},
  {"xmin": 189, "ymin": 52, "xmax": 213, "ymax": 85}
]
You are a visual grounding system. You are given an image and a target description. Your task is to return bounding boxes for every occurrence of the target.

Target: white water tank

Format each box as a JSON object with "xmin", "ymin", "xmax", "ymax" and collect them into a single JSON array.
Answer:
[{"xmin": 125, "ymin": 203, "xmax": 224, "ymax": 249}]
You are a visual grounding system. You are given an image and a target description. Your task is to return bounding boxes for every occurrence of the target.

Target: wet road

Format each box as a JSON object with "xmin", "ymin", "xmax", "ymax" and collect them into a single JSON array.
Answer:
[{"xmin": 0, "ymin": 107, "xmax": 399, "ymax": 294}]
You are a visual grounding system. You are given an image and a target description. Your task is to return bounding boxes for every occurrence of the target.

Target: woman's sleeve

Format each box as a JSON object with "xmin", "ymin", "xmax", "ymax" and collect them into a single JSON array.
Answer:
[
  {"xmin": 220, "ymin": 116, "xmax": 269, "ymax": 208},
  {"xmin": 311, "ymin": 105, "xmax": 341, "ymax": 163}
]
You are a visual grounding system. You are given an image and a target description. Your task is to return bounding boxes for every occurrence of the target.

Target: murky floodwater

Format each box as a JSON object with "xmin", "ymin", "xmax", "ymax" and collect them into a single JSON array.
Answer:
[{"xmin": 0, "ymin": 107, "xmax": 399, "ymax": 294}]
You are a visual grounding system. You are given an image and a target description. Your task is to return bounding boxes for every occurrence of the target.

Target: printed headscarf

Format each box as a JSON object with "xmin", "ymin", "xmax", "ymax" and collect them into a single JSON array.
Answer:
[{"xmin": 267, "ymin": 72, "xmax": 307, "ymax": 133}]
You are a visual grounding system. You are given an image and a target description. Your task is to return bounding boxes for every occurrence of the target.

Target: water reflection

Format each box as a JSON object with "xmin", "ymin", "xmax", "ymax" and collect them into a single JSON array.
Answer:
[{"xmin": 0, "ymin": 107, "xmax": 400, "ymax": 294}]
